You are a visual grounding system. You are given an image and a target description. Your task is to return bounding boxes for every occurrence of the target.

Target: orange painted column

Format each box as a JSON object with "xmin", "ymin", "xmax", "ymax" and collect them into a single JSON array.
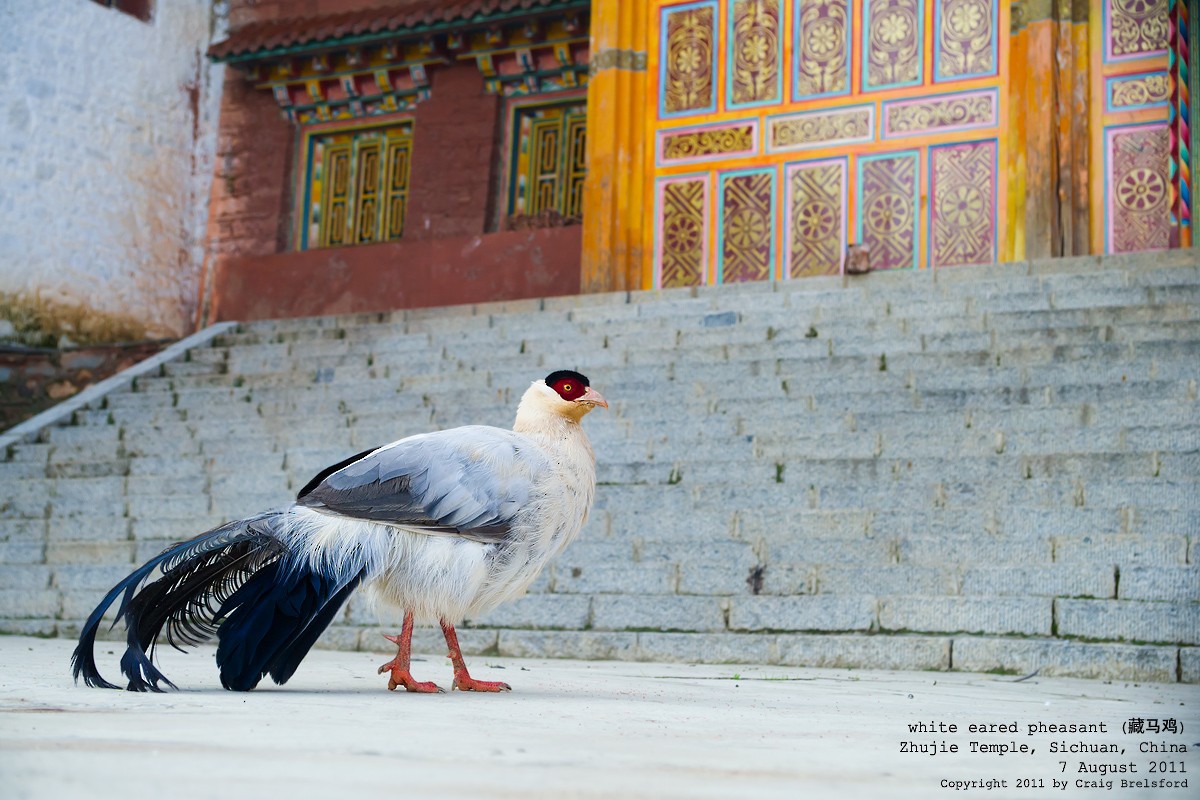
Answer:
[
  {"xmin": 580, "ymin": 0, "xmax": 649, "ymax": 293},
  {"xmin": 1009, "ymin": 0, "xmax": 1092, "ymax": 260}
]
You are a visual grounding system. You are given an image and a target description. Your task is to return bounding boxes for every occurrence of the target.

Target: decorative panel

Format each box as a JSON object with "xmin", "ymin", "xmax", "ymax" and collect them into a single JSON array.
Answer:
[
  {"xmin": 1105, "ymin": 0, "xmax": 1170, "ymax": 62},
  {"xmin": 657, "ymin": 176, "xmax": 709, "ymax": 287},
  {"xmin": 382, "ymin": 138, "xmax": 410, "ymax": 240},
  {"xmin": 795, "ymin": 0, "xmax": 851, "ymax": 100},
  {"xmin": 767, "ymin": 106, "xmax": 874, "ymax": 153},
  {"xmin": 719, "ymin": 169, "xmax": 776, "ymax": 282},
  {"xmin": 883, "ymin": 89, "xmax": 998, "ymax": 138},
  {"xmin": 930, "ymin": 140, "xmax": 997, "ymax": 267},
  {"xmin": 318, "ymin": 145, "xmax": 352, "ymax": 248},
  {"xmin": 661, "ymin": 1, "xmax": 718, "ymax": 116},
  {"xmin": 303, "ymin": 121, "xmax": 414, "ymax": 250},
  {"xmin": 933, "ymin": 0, "xmax": 998, "ymax": 81},
  {"xmin": 864, "ymin": 0, "xmax": 924, "ymax": 91},
  {"xmin": 785, "ymin": 159, "xmax": 847, "ymax": 278},
  {"xmin": 563, "ymin": 114, "xmax": 588, "ymax": 219},
  {"xmin": 353, "ymin": 140, "xmax": 382, "ymax": 243},
  {"xmin": 1105, "ymin": 123, "xmax": 1172, "ymax": 252},
  {"xmin": 659, "ymin": 121, "xmax": 758, "ymax": 165},
  {"xmin": 1105, "ymin": 71, "xmax": 1170, "ymax": 111},
  {"xmin": 646, "ymin": 0, "xmax": 1010, "ymax": 287},
  {"xmin": 507, "ymin": 98, "xmax": 588, "ymax": 221},
  {"xmin": 857, "ymin": 152, "xmax": 919, "ymax": 270},
  {"xmin": 728, "ymin": 0, "xmax": 781, "ymax": 108}
]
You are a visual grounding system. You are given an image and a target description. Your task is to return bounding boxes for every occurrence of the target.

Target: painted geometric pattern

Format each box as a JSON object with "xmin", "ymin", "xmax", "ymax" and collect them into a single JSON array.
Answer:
[
  {"xmin": 721, "ymin": 171, "xmax": 775, "ymax": 282},
  {"xmin": 865, "ymin": 0, "xmax": 923, "ymax": 90},
  {"xmin": 787, "ymin": 161, "xmax": 845, "ymax": 278},
  {"xmin": 1107, "ymin": 0, "xmax": 1170, "ymax": 60},
  {"xmin": 884, "ymin": 89, "xmax": 997, "ymax": 137},
  {"xmin": 930, "ymin": 140, "xmax": 997, "ymax": 267},
  {"xmin": 858, "ymin": 153, "xmax": 918, "ymax": 270},
  {"xmin": 1108, "ymin": 124, "xmax": 1171, "ymax": 252},
  {"xmin": 659, "ymin": 178, "xmax": 708, "ymax": 287},
  {"xmin": 768, "ymin": 106, "xmax": 874, "ymax": 152},
  {"xmin": 935, "ymin": 0, "xmax": 996, "ymax": 81},
  {"xmin": 307, "ymin": 123, "xmax": 413, "ymax": 249},
  {"xmin": 664, "ymin": 3, "xmax": 716, "ymax": 114},
  {"xmin": 730, "ymin": 0, "xmax": 780, "ymax": 106},
  {"xmin": 1107, "ymin": 71, "xmax": 1170, "ymax": 110},
  {"xmin": 661, "ymin": 122, "xmax": 756, "ymax": 164},
  {"xmin": 796, "ymin": 0, "xmax": 850, "ymax": 98},
  {"xmin": 510, "ymin": 101, "xmax": 587, "ymax": 218}
]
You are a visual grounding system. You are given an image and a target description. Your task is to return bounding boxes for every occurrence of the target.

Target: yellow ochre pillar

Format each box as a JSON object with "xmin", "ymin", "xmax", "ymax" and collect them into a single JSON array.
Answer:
[{"xmin": 581, "ymin": 0, "xmax": 648, "ymax": 293}]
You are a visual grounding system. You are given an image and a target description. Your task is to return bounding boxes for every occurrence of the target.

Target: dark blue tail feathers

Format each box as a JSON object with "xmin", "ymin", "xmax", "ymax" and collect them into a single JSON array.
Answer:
[{"xmin": 70, "ymin": 510, "xmax": 361, "ymax": 692}]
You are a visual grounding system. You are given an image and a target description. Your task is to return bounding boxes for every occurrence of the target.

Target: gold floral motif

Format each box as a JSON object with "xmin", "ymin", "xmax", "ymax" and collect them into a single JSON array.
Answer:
[
  {"xmin": 788, "ymin": 162, "xmax": 844, "ymax": 278},
  {"xmin": 1108, "ymin": 125, "xmax": 1171, "ymax": 252},
  {"xmin": 859, "ymin": 155, "xmax": 917, "ymax": 270},
  {"xmin": 866, "ymin": 0, "xmax": 921, "ymax": 88},
  {"xmin": 722, "ymin": 172, "xmax": 774, "ymax": 283},
  {"xmin": 665, "ymin": 6, "xmax": 715, "ymax": 114},
  {"xmin": 937, "ymin": 0, "xmax": 995, "ymax": 79},
  {"xmin": 663, "ymin": 125, "xmax": 755, "ymax": 162},
  {"xmin": 1109, "ymin": 73, "xmax": 1170, "ymax": 108},
  {"xmin": 797, "ymin": 0, "xmax": 849, "ymax": 96},
  {"xmin": 931, "ymin": 141, "xmax": 996, "ymax": 267},
  {"xmin": 885, "ymin": 92, "xmax": 996, "ymax": 136},
  {"xmin": 770, "ymin": 107, "xmax": 872, "ymax": 150},
  {"xmin": 731, "ymin": 0, "xmax": 780, "ymax": 104},
  {"xmin": 1109, "ymin": 0, "xmax": 1169, "ymax": 58}
]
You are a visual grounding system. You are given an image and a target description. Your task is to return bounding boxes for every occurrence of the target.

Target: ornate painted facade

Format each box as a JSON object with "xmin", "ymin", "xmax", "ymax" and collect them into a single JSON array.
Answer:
[{"xmin": 581, "ymin": 0, "xmax": 1192, "ymax": 294}]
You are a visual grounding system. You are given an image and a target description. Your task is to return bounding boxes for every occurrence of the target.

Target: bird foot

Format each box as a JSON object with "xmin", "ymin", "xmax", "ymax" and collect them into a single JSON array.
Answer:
[
  {"xmin": 452, "ymin": 673, "xmax": 512, "ymax": 693},
  {"xmin": 377, "ymin": 659, "xmax": 444, "ymax": 693}
]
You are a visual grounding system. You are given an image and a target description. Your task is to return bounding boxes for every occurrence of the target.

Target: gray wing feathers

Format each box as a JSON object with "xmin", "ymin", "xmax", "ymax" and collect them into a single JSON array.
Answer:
[{"xmin": 297, "ymin": 427, "xmax": 547, "ymax": 543}]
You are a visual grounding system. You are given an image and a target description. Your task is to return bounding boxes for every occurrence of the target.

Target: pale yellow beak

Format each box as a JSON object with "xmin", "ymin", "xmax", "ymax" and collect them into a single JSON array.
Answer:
[{"xmin": 578, "ymin": 386, "xmax": 608, "ymax": 409}]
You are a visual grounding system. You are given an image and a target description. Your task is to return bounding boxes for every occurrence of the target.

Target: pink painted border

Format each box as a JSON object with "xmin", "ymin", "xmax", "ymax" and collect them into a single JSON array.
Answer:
[
  {"xmin": 882, "ymin": 89, "xmax": 999, "ymax": 139},
  {"xmin": 656, "ymin": 119, "xmax": 760, "ymax": 166},
  {"xmin": 783, "ymin": 158, "xmax": 847, "ymax": 279},
  {"xmin": 654, "ymin": 174, "xmax": 711, "ymax": 288}
]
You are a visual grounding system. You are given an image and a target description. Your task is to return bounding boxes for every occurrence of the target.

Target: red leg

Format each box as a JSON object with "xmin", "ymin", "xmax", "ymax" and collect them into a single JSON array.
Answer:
[
  {"xmin": 441, "ymin": 621, "xmax": 511, "ymax": 692},
  {"xmin": 377, "ymin": 611, "xmax": 443, "ymax": 693}
]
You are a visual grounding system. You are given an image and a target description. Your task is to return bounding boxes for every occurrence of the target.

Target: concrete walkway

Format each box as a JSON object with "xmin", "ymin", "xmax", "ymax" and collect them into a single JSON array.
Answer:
[{"xmin": 1, "ymin": 636, "xmax": 1195, "ymax": 800}]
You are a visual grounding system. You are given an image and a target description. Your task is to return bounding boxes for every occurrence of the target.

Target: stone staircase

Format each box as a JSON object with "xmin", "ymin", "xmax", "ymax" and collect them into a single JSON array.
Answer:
[{"xmin": 2, "ymin": 252, "xmax": 1198, "ymax": 682}]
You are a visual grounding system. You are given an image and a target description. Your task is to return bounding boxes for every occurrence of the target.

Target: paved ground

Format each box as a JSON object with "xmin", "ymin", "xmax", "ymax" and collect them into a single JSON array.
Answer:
[{"xmin": 1, "ymin": 636, "xmax": 1195, "ymax": 800}]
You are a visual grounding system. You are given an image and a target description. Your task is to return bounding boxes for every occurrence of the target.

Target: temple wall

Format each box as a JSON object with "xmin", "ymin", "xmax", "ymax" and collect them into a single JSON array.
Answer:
[
  {"xmin": 0, "ymin": 0, "xmax": 225, "ymax": 337},
  {"xmin": 202, "ymin": 0, "xmax": 587, "ymax": 323}
]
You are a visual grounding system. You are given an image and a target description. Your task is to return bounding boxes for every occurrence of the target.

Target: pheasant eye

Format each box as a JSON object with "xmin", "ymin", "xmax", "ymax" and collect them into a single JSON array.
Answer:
[{"xmin": 553, "ymin": 379, "xmax": 585, "ymax": 400}]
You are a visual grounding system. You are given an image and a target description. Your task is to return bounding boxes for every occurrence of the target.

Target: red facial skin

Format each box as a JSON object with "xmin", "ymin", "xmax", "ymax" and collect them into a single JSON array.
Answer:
[{"xmin": 551, "ymin": 378, "xmax": 587, "ymax": 401}]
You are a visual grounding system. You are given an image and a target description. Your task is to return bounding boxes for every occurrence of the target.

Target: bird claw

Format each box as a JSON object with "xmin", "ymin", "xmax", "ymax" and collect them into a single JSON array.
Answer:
[
  {"xmin": 377, "ymin": 658, "xmax": 443, "ymax": 693},
  {"xmin": 452, "ymin": 675, "xmax": 512, "ymax": 692}
]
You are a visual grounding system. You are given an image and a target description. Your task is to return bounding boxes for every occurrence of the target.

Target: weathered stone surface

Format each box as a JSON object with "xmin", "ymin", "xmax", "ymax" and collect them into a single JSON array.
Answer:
[
  {"xmin": 778, "ymin": 634, "xmax": 951, "ymax": 671},
  {"xmin": 953, "ymin": 637, "xmax": 1178, "ymax": 682}
]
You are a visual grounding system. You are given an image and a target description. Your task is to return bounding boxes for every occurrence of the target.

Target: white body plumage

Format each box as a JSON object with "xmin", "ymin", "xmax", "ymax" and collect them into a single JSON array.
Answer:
[{"xmin": 277, "ymin": 379, "xmax": 598, "ymax": 625}]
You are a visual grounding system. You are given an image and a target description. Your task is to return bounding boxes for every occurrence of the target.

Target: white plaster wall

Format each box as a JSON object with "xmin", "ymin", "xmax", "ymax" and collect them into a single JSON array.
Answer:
[{"xmin": 0, "ymin": 0, "xmax": 226, "ymax": 337}]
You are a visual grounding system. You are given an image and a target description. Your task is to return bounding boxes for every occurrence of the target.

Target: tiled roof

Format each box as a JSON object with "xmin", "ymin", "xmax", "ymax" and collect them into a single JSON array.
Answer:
[{"xmin": 209, "ymin": 0, "xmax": 586, "ymax": 61}]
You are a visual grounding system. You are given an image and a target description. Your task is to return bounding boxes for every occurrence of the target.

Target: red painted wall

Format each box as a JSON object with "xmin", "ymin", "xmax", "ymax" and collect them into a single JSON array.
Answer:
[
  {"xmin": 405, "ymin": 64, "xmax": 501, "ymax": 239},
  {"xmin": 209, "ymin": 226, "xmax": 582, "ymax": 322}
]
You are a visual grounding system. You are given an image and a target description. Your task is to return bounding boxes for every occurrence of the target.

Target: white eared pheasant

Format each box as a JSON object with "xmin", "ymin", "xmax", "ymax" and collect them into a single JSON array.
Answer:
[{"xmin": 72, "ymin": 370, "xmax": 606, "ymax": 693}]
